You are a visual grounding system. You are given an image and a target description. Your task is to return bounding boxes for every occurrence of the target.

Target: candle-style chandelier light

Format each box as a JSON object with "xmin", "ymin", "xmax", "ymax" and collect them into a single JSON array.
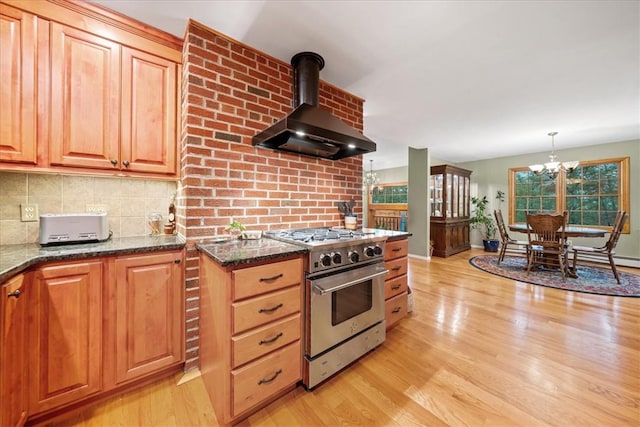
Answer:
[
  {"xmin": 528, "ymin": 132, "xmax": 579, "ymax": 180},
  {"xmin": 363, "ymin": 159, "xmax": 381, "ymax": 190}
]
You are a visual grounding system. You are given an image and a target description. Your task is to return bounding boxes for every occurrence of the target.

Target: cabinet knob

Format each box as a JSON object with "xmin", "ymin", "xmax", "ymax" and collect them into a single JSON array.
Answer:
[
  {"xmin": 174, "ymin": 259, "xmax": 181, "ymax": 264},
  {"xmin": 110, "ymin": 159, "xmax": 118, "ymax": 166},
  {"xmin": 123, "ymin": 160, "xmax": 130, "ymax": 167},
  {"xmin": 7, "ymin": 289, "xmax": 21, "ymax": 298}
]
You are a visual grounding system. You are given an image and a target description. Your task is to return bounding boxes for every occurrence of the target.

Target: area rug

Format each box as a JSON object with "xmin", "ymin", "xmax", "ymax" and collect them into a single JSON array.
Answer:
[{"xmin": 469, "ymin": 255, "xmax": 640, "ymax": 297}]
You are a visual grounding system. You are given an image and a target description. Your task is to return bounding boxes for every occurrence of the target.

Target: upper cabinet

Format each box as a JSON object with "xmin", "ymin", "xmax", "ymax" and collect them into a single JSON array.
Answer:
[
  {"xmin": 48, "ymin": 23, "xmax": 121, "ymax": 170},
  {"xmin": 0, "ymin": 4, "xmax": 37, "ymax": 164},
  {"xmin": 0, "ymin": 0, "xmax": 182, "ymax": 178}
]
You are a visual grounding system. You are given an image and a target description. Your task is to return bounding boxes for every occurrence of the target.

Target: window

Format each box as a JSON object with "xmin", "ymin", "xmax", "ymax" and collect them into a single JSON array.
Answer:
[
  {"xmin": 509, "ymin": 157, "xmax": 630, "ymax": 233},
  {"xmin": 371, "ymin": 184, "xmax": 408, "ymax": 204}
]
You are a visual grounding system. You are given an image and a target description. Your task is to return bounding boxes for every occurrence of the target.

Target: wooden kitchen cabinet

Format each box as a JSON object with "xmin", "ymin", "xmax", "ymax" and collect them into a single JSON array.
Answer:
[
  {"xmin": 29, "ymin": 260, "xmax": 104, "ymax": 415},
  {"xmin": 199, "ymin": 255, "xmax": 303, "ymax": 424},
  {"xmin": 1, "ymin": 0, "xmax": 181, "ymax": 178},
  {"xmin": 1, "ymin": 274, "xmax": 28, "ymax": 427},
  {"xmin": 0, "ymin": 4, "xmax": 37, "ymax": 165},
  {"xmin": 384, "ymin": 238, "xmax": 409, "ymax": 329},
  {"xmin": 18, "ymin": 248, "xmax": 184, "ymax": 423},
  {"xmin": 49, "ymin": 25, "xmax": 178, "ymax": 175},
  {"xmin": 48, "ymin": 23, "xmax": 121, "ymax": 171},
  {"xmin": 112, "ymin": 251, "xmax": 184, "ymax": 385}
]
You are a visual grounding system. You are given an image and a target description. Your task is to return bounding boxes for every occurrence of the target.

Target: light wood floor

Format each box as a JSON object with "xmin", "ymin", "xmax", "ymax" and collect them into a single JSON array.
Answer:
[{"xmin": 46, "ymin": 249, "xmax": 639, "ymax": 426}]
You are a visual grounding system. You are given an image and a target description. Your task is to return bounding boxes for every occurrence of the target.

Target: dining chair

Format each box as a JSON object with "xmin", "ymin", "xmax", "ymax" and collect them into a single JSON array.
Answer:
[
  {"xmin": 525, "ymin": 211, "xmax": 569, "ymax": 280},
  {"xmin": 494, "ymin": 210, "xmax": 529, "ymax": 265},
  {"xmin": 571, "ymin": 211, "xmax": 628, "ymax": 284}
]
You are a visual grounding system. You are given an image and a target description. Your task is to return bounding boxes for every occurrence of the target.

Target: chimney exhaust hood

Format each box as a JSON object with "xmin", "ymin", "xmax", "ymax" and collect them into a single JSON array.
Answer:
[{"xmin": 252, "ymin": 52, "xmax": 376, "ymax": 160}]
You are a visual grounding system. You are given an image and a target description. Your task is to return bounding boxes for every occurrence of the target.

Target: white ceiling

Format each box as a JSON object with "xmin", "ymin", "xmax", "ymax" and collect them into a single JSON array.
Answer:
[{"xmin": 94, "ymin": 0, "xmax": 639, "ymax": 169}]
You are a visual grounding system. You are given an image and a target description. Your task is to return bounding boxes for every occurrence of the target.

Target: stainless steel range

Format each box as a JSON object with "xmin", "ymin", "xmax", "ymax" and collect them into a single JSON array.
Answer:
[{"xmin": 266, "ymin": 227, "xmax": 388, "ymax": 389}]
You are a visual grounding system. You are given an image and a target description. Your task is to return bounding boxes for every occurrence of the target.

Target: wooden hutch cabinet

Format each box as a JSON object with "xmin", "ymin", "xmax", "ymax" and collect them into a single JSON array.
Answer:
[{"xmin": 430, "ymin": 165, "xmax": 472, "ymax": 257}]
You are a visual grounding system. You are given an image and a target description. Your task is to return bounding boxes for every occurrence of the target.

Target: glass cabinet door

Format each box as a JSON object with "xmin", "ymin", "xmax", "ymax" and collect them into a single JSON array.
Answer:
[{"xmin": 430, "ymin": 173, "xmax": 443, "ymax": 216}]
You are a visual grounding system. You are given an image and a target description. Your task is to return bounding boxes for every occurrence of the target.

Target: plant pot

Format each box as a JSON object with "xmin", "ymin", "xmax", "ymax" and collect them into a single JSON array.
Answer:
[{"xmin": 483, "ymin": 239, "xmax": 500, "ymax": 252}]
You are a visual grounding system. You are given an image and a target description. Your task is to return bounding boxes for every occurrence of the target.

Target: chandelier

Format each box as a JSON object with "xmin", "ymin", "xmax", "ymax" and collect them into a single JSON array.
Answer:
[
  {"xmin": 363, "ymin": 159, "xmax": 381, "ymax": 190},
  {"xmin": 528, "ymin": 132, "xmax": 579, "ymax": 180}
]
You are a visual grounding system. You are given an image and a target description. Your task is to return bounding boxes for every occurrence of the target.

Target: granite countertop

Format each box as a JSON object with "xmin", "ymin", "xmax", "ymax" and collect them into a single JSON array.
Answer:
[
  {"xmin": 196, "ymin": 238, "xmax": 308, "ymax": 267},
  {"xmin": 0, "ymin": 235, "xmax": 185, "ymax": 283}
]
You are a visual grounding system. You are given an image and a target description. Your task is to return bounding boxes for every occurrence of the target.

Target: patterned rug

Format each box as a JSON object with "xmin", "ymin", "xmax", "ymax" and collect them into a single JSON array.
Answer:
[{"xmin": 469, "ymin": 255, "xmax": 640, "ymax": 297}]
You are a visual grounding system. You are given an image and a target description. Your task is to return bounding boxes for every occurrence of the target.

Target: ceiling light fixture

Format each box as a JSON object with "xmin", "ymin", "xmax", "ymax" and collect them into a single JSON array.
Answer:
[
  {"xmin": 363, "ymin": 159, "xmax": 381, "ymax": 190},
  {"xmin": 528, "ymin": 132, "xmax": 579, "ymax": 180}
]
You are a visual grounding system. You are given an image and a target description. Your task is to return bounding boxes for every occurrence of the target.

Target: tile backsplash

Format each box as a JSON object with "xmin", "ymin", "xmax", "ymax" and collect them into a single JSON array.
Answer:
[{"xmin": 0, "ymin": 172, "xmax": 178, "ymax": 245}]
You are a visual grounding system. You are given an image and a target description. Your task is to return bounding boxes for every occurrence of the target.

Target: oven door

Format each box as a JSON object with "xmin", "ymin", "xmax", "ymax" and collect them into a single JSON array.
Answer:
[{"xmin": 307, "ymin": 262, "xmax": 387, "ymax": 358}]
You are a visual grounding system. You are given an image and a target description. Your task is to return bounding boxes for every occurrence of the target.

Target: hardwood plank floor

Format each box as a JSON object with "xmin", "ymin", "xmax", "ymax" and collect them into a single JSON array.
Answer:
[{"xmin": 44, "ymin": 249, "xmax": 640, "ymax": 426}]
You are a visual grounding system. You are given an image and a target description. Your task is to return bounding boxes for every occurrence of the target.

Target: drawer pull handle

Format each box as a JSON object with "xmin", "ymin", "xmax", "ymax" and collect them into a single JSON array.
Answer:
[
  {"xmin": 7, "ymin": 289, "xmax": 22, "ymax": 298},
  {"xmin": 391, "ymin": 284, "xmax": 401, "ymax": 290},
  {"xmin": 259, "ymin": 332, "xmax": 283, "ymax": 345},
  {"xmin": 258, "ymin": 369, "xmax": 282, "ymax": 385},
  {"xmin": 392, "ymin": 266, "xmax": 402, "ymax": 271},
  {"xmin": 259, "ymin": 273, "xmax": 283, "ymax": 282},
  {"xmin": 392, "ymin": 248, "xmax": 402, "ymax": 252},
  {"xmin": 392, "ymin": 307, "xmax": 402, "ymax": 314},
  {"xmin": 259, "ymin": 303, "xmax": 283, "ymax": 314}
]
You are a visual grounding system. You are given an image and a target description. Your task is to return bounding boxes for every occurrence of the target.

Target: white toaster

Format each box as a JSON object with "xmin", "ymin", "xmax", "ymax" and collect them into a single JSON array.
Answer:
[{"xmin": 39, "ymin": 212, "xmax": 110, "ymax": 245}]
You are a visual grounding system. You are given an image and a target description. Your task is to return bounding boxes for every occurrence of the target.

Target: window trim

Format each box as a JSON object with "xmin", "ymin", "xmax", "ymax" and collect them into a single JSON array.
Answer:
[{"xmin": 508, "ymin": 157, "xmax": 630, "ymax": 234}]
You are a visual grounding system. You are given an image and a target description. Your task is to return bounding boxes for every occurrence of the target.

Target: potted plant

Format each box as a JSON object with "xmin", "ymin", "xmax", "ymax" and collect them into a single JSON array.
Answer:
[
  {"xmin": 470, "ymin": 195, "xmax": 499, "ymax": 252},
  {"xmin": 224, "ymin": 219, "xmax": 246, "ymax": 238}
]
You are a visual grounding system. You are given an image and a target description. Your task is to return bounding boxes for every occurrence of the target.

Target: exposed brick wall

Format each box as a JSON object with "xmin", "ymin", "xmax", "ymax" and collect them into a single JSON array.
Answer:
[{"xmin": 179, "ymin": 20, "xmax": 365, "ymax": 371}]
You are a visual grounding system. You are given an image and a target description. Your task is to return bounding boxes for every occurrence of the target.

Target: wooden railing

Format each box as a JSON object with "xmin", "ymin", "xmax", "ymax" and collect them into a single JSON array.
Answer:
[{"xmin": 370, "ymin": 208, "xmax": 407, "ymax": 231}]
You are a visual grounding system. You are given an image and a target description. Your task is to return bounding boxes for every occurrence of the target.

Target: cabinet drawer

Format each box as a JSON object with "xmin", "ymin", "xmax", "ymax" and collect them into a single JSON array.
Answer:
[
  {"xmin": 233, "ymin": 258, "xmax": 302, "ymax": 301},
  {"xmin": 385, "ymin": 292, "xmax": 408, "ymax": 329},
  {"xmin": 232, "ymin": 341, "xmax": 301, "ymax": 417},
  {"xmin": 385, "ymin": 239, "xmax": 408, "ymax": 261},
  {"xmin": 232, "ymin": 287, "xmax": 300, "ymax": 334},
  {"xmin": 385, "ymin": 275, "xmax": 408, "ymax": 300},
  {"xmin": 385, "ymin": 257, "xmax": 407, "ymax": 280},
  {"xmin": 232, "ymin": 314, "xmax": 301, "ymax": 368}
]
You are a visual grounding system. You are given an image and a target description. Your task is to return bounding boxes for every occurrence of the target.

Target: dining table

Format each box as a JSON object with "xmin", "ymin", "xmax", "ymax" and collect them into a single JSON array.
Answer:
[{"xmin": 508, "ymin": 223, "xmax": 606, "ymax": 238}]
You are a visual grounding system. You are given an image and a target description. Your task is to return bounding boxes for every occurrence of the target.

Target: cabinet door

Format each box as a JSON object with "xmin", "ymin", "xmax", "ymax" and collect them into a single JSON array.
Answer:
[
  {"xmin": 29, "ymin": 261, "xmax": 103, "ymax": 414},
  {"xmin": 113, "ymin": 251, "xmax": 184, "ymax": 384},
  {"xmin": 49, "ymin": 23, "xmax": 121, "ymax": 170},
  {"xmin": 1, "ymin": 274, "xmax": 28, "ymax": 427},
  {"xmin": 121, "ymin": 47, "xmax": 177, "ymax": 174},
  {"xmin": 0, "ymin": 4, "xmax": 37, "ymax": 164}
]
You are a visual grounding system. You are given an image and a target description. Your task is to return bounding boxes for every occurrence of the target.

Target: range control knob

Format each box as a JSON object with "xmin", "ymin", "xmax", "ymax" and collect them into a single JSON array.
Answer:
[
  {"xmin": 364, "ymin": 246, "xmax": 375, "ymax": 257},
  {"xmin": 373, "ymin": 245, "xmax": 383, "ymax": 256},
  {"xmin": 348, "ymin": 251, "xmax": 359, "ymax": 263},
  {"xmin": 332, "ymin": 252, "xmax": 342, "ymax": 264},
  {"xmin": 320, "ymin": 254, "xmax": 332, "ymax": 267}
]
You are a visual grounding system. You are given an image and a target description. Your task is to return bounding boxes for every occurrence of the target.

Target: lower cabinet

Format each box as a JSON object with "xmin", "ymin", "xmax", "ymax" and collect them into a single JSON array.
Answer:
[
  {"xmin": 1, "ymin": 274, "xmax": 28, "ymax": 427},
  {"xmin": 384, "ymin": 238, "xmax": 409, "ymax": 329},
  {"xmin": 199, "ymin": 254, "xmax": 303, "ymax": 424},
  {"xmin": 29, "ymin": 261, "xmax": 104, "ymax": 414},
  {"xmin": 1, "ymin": 249, "xmax": 184, "ymax": 424},
  {"xmin": 113, "ymin": 253, "xmax": 184, "ymax": 385}
]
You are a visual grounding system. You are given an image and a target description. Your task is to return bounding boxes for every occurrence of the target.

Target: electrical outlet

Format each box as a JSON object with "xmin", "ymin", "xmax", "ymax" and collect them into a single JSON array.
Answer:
[
  {"xmin": 86, "ymin": 204, "xmax": 108, "ymax": 213},
  {"xmin": 20, "ymin": 203, "xmax": 38, "ymax": 222}
]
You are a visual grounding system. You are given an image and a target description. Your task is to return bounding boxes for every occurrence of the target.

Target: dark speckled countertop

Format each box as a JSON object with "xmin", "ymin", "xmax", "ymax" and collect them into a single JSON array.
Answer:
[
  {"xmin": 0, "ymin": 235, "xmax": 185, "ymax": 283},
  {"xmin": 196, "ymin": 238, "xmax": 308, "ymax": 267},
  {"xmin": 196, "ymin": 229, "xmax": 411, "ymax": 268}
]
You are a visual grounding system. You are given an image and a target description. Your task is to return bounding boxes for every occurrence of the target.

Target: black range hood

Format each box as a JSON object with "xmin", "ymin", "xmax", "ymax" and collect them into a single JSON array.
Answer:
[{"xmin": 252, "ymin": 52, "xmax": 376, "ymax": 160}]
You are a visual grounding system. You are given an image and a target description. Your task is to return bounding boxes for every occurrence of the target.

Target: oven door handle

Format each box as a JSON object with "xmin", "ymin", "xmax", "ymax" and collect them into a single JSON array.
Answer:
[{"xmin": 312, "ymin": 269, "xmax": 388, "ymax": 295}]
